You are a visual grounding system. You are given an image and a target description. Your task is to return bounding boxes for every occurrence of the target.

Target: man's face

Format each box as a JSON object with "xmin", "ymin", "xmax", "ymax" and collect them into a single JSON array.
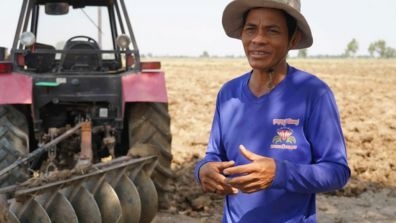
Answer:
[{"xmin": 241, "ymin": 8, "xmax": 290, "ymax": 71}]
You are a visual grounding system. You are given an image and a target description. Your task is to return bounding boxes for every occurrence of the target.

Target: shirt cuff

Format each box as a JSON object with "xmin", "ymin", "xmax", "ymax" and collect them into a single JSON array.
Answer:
[
  {"xmin": 270, "ymin": 159, "xmax": 288, "ymax": 189},
  {"xmin": 194, "ymin": 159, "xmax": 209, "ymax": 184}
]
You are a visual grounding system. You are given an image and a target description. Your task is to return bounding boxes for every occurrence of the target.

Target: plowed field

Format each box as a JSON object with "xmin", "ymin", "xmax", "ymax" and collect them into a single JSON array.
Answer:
[{"xmin": 153, "ymin": 58, "xmax": 396, "ymax": 223}]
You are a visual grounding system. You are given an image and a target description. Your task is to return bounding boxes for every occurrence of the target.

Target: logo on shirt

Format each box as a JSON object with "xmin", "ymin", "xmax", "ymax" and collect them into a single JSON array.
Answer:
[{"xmin": 270, "ymin": 118, "xmax": 299, "ymax": 150}]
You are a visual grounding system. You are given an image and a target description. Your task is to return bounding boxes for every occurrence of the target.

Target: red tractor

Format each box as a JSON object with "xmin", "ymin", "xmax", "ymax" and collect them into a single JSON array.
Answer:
[{"xmin": 0, "ymin": 0, "xmax": 173, "ymax": 222}]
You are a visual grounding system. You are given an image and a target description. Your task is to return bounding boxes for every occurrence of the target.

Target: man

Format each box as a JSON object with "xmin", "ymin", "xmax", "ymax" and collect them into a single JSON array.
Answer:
[{"xmin": 194, "ymin": 0, "xmax": 351, "ymax": 222}]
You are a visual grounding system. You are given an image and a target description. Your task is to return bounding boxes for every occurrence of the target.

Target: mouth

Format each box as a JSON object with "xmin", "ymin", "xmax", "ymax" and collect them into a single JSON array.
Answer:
[{"xmin": 249, "ymin": 50, "xmax": 271, "ymax": 58}]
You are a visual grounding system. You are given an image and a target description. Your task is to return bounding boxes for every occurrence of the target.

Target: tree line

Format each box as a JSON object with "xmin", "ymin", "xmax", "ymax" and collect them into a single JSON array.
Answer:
[
  {"xmin": 297, "ymin": 39, "xmax": 396, "ymax": 58},
  {"xmin": 141, "ymin": 39, "xmax": 396, "ymax": 58}
]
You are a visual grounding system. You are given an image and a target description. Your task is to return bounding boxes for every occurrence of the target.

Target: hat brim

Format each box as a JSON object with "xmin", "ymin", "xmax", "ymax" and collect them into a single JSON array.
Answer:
[{"xmin": 222, "ymin": 0, "xmax": 313, "ymax": 49}]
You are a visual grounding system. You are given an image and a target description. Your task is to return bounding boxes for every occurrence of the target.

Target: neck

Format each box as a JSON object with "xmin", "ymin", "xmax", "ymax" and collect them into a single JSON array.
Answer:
[{"xmin": 249, "ymin": 63, "xmax": 288, "ymax": 97}]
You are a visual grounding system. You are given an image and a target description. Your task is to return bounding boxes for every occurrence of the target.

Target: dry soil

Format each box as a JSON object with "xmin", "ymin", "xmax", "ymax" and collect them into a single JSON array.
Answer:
[{"xmin": 153, "ymin": 58, "xmax": 396, "ymax": 223}]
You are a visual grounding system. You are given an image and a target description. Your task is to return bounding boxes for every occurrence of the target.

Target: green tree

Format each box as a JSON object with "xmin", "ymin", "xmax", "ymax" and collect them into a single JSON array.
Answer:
[
  {"xmin": 384, "ymin": 47, "xmax": 396, "ymax": 58},
  {"xmin": 368, "ymin": 40, "xmax": 386, "ymax": 57},
  {"xmin": 297, "ymin": 49, "xmax": 307, "ymax": 58},
  {"xmin": 200, "ymin": 51, "xmax": 210, "ymax": 58},
  {"xmin": 368, "ymin": 40, "xmax": 396, "ymax": 58},
  {"xmin": 344, "ymin": 38, "xmax": 359, "ymax": 57}
]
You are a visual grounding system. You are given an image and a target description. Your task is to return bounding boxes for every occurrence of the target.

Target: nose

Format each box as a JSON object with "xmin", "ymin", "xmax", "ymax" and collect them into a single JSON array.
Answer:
[{"xmin": 251, "ymin": 30, "xmax": 268, "ymax": 45}]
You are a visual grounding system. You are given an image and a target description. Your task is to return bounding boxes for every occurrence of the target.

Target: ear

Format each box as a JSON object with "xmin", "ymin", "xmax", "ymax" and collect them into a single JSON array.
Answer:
[{"xmin": 289, "ymin": 30, "xmax": 302, "ymax": 49}]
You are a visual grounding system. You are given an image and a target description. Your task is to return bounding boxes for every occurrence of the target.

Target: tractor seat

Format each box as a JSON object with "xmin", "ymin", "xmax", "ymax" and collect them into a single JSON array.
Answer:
[{"xmin": 60, "ymin": 38, "xmax": 102, "ymax": 72}]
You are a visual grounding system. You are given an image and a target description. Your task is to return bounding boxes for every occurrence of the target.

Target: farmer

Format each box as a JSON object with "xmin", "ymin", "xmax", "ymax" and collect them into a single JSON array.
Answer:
[{"xmin": 194, "ymin": 0, "xmax": 351, "ymax": 222}]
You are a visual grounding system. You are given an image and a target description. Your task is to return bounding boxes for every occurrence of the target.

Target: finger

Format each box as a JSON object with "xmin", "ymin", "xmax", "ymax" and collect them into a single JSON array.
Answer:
[
  {"xmin": 217, "ymin": 187, "xmax": 239, "ymax": 195},
  {"xmin": 238, "ymin": 183, "xmax": 263, "ymax": 194},
  {"xmin": 222, "ymin": 161, "xmax": 256, "ymax": 176},
  {"xmin": 205, "ymin": 172, "xmax": 239, "ymax": 193},
  {"xmin": 218, "ymin": 160, "xmax": 235, "ymax": 170},
  {"xmin": 205, "ymin": 182, "xmax": 236, "ymax": 195},
  {"xmin": 226, "ymin": 174, "xmax": 273, "ymax": 193},
  {"xmin": 239, "ymin": 144, "xmax": 261, "ymax": 161},
  {"xmin": 200, "ymin": 162, "xmax": 224, "ymax": 179},
  {"xmin": 202, "ymin": 180, "xmax": 219, "ymax": 193},
  {"xmin": 225, "ymin": 174, "xmax": 255, "ymax": 188},
  {"xmin": 240, "ymin": 180, "xmax": 272, "ymax": 194},
  {"xmin": 217, "ymin": 184, "xmax": 239, "ymax": 195},
  {"xmin": 202, "ymin": 171, "xmax": 229, "ymax": 192}
]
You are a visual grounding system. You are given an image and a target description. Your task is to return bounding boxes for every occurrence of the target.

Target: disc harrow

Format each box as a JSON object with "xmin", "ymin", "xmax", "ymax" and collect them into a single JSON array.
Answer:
[{"xmin": 0, "ymin": 156, "xmax": 158, "ymax": 223}]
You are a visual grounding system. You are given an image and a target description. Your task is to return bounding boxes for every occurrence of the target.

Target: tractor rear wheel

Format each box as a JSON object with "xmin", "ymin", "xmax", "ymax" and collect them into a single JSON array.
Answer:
[
  {"xmin": 0, "ymin": 105, "xmax": 29, "ymax": 187},
  {"xmin": 126, "ymin": 102, "xmax": 173, "ymax": 209}
]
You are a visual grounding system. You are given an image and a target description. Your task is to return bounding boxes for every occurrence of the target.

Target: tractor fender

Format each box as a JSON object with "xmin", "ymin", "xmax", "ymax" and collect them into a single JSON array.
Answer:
[
  {"xmin": 122, "ymin": 71, "xmax": 168, "ymax": 103},
  {"xmin": 0, "ymin": 73, "xmax": 32, "ymax": 104}
]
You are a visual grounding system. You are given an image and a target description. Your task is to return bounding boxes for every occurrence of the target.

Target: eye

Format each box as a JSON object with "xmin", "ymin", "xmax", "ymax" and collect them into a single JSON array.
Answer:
[
  {"xmin": 268, "ymin": 28, "xmax": 280, "ymax": 34},
  {"xmin": 243, "ymin": 26, "xmax": 256, "ymax": 35}
]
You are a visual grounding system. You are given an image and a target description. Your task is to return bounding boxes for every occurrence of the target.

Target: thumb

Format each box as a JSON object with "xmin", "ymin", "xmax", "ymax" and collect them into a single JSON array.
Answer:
[{"xmin": 239, "ymin": 144, "xmax": 261, "ymax": 161}]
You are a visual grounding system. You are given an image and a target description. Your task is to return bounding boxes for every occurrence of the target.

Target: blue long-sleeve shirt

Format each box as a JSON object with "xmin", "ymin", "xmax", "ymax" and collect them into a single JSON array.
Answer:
[{"xmin": 194, "ymin": 66, "xmax": 350, "ymax": 223}]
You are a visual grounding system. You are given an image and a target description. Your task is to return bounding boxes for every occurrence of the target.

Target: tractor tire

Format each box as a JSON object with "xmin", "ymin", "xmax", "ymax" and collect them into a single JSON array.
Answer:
[
  {"xmin": 0, "ymin": 105, "xmax": 29, "ymax": 187},
  {"xmin": 126, "ymin": 102, "xmax": 173, "ymax": 209}
]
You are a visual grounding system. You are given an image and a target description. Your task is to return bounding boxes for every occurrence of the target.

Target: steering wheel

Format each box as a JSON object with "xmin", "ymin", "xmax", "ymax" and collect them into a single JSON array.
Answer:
[{"xmin": 64, "ymin": 35, "xmax": 99, "ymax": 46}]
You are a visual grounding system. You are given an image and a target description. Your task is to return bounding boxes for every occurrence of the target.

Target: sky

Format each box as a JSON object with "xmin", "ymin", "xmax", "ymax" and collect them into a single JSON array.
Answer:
[{"xmin": 0, "ymin": 0, "xmax": 395, "ymax": 57}]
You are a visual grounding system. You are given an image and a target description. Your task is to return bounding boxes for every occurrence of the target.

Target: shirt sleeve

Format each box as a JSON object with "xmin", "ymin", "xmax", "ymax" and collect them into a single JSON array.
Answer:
[{"xmin": 271, "ymin": 90, "xmax": 351, "ymax": 193}]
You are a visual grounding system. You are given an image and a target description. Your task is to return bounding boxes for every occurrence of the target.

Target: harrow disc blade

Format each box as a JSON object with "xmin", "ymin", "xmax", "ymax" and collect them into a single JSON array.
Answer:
[
  {"xmin": 115, "ymin": 175, "xmax": 141, "ymax": 223},
  {"xmin": 94, "ymin": 181, "xmax": 123, "ymax": 223},
  {"xmin": 36, "ymin": 192, "xmax": 78, "ymax": 223},
  {"xmin": 66, "ymin": 186, "xmax": 102, "ymax": 223},
  {"xmin": 4, "ymin": 156, "xmax": 159, "ymax": 223},
  {"xmin": 134, "ymin": 171, "xmax": 158, "ymax": 223},
  {"xmin": 4, "ymin": 210, "xmax": 20, "ymax": 223},
  {"xmin": 10, "ymin": 198, "xmax": 51, "ymax": 223}
]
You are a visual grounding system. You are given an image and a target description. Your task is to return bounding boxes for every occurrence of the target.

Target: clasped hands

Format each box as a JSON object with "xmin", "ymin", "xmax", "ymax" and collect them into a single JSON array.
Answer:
[{"xmin": 199, "ymin": 145, "xmax": 276, "ymax": 195}]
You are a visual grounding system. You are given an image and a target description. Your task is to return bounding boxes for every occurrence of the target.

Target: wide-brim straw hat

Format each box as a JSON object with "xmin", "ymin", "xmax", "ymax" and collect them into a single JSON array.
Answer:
[{"xmin": 222, "ymin": 0, "xmax": 313, "ymax": 49}]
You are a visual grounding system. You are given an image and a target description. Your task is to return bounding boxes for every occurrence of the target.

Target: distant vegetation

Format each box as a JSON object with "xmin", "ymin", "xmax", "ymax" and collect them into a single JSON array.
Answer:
[
  {"xmin": 294, "ymin": 39, "xmax": 395, "ymax": 59},
  {"xmin": 141, "ymin": 39, "xmax": 396, "ymax": 59}
]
